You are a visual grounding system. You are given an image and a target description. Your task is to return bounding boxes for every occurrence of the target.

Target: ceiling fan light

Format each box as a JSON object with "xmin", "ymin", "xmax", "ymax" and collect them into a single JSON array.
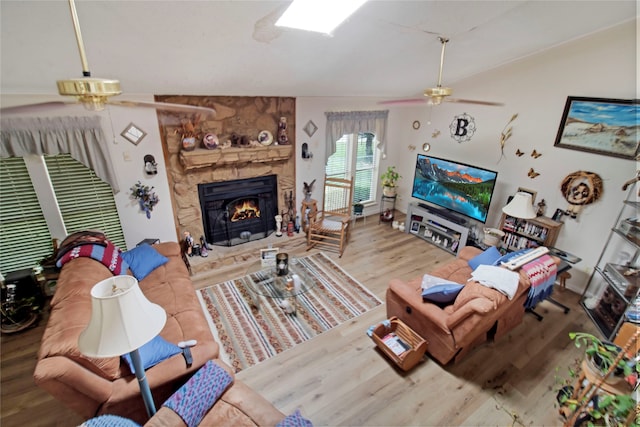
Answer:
[
  {"xmin": 79, "ymin": 96, "xmax": 108, "ymax": 111},
  {"xmin": 57, "ymin": 78, "xmax": 122, "ymax": 98},
  {"xmin": 424, "ymin": 87, "xmax": 452, "ymax": 98},
  {"xmin": 57, "ymin": 78, "xmax": 121, "ymax": 111}
]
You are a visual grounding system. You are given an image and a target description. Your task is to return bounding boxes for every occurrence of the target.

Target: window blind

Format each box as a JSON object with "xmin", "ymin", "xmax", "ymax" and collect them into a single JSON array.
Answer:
[
  {"xmin": 0, "ymin": 157, "xmax": 52, "ymax": 275},
  {"xmin": 326, "ymin": 132, "xmax": 378, "ymax": 205},
  {"xmin": 44, "ymin": 154, "xmax": 126, "ymax": 249}
]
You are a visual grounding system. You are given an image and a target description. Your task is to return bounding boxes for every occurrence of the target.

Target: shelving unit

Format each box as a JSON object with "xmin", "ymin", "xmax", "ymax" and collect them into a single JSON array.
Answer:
[
  {"xmin": 405, "ymin": 203, "xmax": 469, "ymax": 256},
  {"xmin": 498, "ymin": 213, "xmax": 562, "ymax": 251},
  {"xmin": 580, "ymin": 186, "xmax": 640, "ymax": 340}
]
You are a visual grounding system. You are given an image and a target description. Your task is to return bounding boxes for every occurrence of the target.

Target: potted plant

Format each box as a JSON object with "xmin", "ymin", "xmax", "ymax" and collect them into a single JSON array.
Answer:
[
  {"xmin": 555, "ymin": 331, "xmax": 639, "ymax": 427},
  {"xmin": 381, "ymin": 166, "xmax": 401, "ymax": 197},
  {"xmin": 353, "ymin": 200, "xmax": 364, "ymax": 216},
  {"xmin": 569, "ymin": 332, "xmax": 636, "ymax": 381}
]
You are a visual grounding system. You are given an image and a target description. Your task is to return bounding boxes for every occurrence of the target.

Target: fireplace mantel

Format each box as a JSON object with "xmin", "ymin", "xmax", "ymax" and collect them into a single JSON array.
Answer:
[{"xmin": 180, "ymin": 145, "xmax": 293, "ymax": 171}]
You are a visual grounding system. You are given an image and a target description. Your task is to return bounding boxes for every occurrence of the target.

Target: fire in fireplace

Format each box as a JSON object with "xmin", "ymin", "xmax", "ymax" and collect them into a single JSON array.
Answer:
[
  {"xmin": 198, "ymin": 175, "xmax": 278, "ymax": 246},
  {"xmin": 230, "ymin": 198, "xmax": 260, "ymax": 222}
]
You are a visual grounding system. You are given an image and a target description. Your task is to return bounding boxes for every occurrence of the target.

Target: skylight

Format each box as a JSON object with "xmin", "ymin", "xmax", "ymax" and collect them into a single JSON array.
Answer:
[{"xmin": 275, "ymin": 0, "xmax": 368, "ymax": 35}]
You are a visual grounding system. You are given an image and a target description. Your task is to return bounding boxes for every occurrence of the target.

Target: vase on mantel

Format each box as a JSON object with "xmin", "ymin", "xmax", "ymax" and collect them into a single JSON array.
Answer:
[
  {"xmin": 277, "ymin": 117, "xmax": 289, "ymax": 145},
  {"xmin": 182, "ymin": 137, "xmax": 196, "ymax": 151}
]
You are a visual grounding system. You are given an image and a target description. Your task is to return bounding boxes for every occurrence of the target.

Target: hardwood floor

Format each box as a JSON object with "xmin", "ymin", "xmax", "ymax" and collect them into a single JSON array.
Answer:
[{"xmin": 1, "ymin": 214, "xmax": 598, "ymax": 426}]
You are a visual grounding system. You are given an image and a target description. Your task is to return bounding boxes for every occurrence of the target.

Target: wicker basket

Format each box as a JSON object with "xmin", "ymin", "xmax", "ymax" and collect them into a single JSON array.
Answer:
[{"xmin": 369, "ymin": 316, "xmax": 428, "ymax": 371}]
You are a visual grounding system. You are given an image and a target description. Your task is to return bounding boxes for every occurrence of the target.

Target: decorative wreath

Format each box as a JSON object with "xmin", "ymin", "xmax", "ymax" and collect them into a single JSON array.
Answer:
[
  {"xmin": 560, "ymin": 171, "xmax": 602, "ymax": 218},
  {"xmin": 560, "ymin": 171, "xmax": 603, "ymax": 207}
]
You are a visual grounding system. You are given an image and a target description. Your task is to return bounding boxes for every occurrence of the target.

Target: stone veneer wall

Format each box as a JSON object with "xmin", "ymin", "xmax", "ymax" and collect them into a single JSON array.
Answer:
[{"xmin": 155, "ymin": 95, "xmax": 296, "ymax": 266}]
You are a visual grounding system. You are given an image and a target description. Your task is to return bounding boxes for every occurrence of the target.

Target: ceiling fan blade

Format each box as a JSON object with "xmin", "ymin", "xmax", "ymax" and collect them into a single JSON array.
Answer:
[
  {"xmin": 107, "ymin": 100, "xmax": 216, "ymax": 118},
  {"xmin": 0, "ymin": 101, "xmax": 78, "ymax": 114},
  {"xmin": 444, "ymin": 97, "xmax": 504, "ymax": 106},
  {"xmin": 378, "ymin": 98, "xmax": 429, "ymax": 106}
]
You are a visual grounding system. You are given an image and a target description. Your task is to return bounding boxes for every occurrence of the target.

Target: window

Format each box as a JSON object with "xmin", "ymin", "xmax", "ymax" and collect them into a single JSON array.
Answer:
[
  {"xmin": 45, "ymin": 154, "xmax": 125, "ymax": 249},
  {"xmin": 325, "ymin": 132, "xmax": 379, "ymax": 204},
  {"xmin": 0, "ymin": 154, "xmax": 125, "ymax": 276},
  {"xmin": 0, "ymin": 157, "xmax": 52, "ymax": 274}
]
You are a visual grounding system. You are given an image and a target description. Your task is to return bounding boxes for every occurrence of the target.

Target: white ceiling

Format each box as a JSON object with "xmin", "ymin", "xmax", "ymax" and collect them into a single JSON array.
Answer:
[{"xmin": 0, "ymin": 1, "xmax": 636, "ymax": 101}]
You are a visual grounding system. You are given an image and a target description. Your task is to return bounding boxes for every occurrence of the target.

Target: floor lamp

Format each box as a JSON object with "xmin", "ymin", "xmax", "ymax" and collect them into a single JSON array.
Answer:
[{"xmin": 78, "ymin": 275, "xmax": 166, "ymax": 418}]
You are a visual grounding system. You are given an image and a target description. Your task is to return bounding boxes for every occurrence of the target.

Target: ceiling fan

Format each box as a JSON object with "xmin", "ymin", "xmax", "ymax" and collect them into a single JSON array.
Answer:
[
  {"xmin": 1, "ymin": 0, "xmax": 215, "ymax": 119},
  {"xmin": 380, "ymin": 37, "xmax": 503, "ymax": 107}
]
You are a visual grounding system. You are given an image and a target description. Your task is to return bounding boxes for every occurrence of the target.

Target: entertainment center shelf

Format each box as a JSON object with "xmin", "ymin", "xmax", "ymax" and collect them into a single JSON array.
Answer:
[{"xmin": 406, "ymin": 203, "xmax": 469, "ymax": 256}]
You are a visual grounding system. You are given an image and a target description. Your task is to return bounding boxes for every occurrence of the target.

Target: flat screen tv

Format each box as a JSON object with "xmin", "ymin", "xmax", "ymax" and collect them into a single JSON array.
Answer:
[{"xmin": 411, "ymin": 154, "xmax": 498, "ymax": 223}]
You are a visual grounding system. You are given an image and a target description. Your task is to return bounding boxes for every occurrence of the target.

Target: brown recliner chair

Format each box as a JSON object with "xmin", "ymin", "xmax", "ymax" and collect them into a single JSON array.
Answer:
[{"xmin": 386, "ymin": 246, "xmax": 558, "ymax": 365}]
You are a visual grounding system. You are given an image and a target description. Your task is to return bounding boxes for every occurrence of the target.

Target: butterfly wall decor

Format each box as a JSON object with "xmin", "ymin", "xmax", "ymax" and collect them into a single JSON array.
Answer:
[
  {"xmin": 531, "ymin": 149, "xmax": 542, "ymax": 158},
  {"xmin": 528, "ymin": 168, "xmax": 540, "ymax": 178},
  {"xmin": 515, "ymin": 149, "xmax": 524, "ymax": 157}
]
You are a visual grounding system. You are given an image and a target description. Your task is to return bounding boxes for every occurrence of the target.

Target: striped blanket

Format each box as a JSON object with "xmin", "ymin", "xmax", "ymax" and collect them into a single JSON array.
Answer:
[
  {"xmin": 55, "ymin": 232, "xmax": 128, "ymax": 275},
  {"xmin": 521, "ymin": 254, "xmax": 557, "ymax": 309}
]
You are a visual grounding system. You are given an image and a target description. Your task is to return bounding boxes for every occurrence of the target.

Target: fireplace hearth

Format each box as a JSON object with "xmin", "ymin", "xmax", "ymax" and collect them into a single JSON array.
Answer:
[{"xmin": 198, "ymin": 175, "xmax": 278, "ymax": 246}]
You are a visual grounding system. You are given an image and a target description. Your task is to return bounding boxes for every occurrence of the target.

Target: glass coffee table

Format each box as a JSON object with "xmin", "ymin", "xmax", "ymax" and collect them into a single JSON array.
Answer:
[{"xmin": 245, "ymin": 257, "xmax": 316, "ymax": 316}]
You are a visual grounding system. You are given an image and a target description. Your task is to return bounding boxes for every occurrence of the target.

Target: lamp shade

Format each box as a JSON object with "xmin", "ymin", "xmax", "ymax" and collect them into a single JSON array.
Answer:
[
  {"xmin": 78, "ymin": 275, "xmax": 166, "ymax": 357},
  {"xmin": 502, "ymin": 192, "xmax": 537, "ymax": 219}
]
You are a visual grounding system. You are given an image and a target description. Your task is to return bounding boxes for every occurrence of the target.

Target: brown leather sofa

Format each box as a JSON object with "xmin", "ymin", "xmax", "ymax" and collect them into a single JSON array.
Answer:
[
  {"xmin": 386, "ymin": 246, "xmax": 558, "ymax": 365},
  {"xmin": 34, "ymin": 241, "xmax": 284, "ymax": 425}
]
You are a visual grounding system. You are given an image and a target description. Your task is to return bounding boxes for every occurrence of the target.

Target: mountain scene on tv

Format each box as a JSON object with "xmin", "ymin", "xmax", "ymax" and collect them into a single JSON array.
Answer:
[{"xmin": 412, "ymin": 156, "xmax": 497, "ymax": 222}]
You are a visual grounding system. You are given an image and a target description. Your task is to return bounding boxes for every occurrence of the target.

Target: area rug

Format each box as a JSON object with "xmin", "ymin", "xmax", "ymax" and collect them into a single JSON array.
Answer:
[{"xmin": 197, "ymin": 252, "xmax": 382, "ymax": 372}]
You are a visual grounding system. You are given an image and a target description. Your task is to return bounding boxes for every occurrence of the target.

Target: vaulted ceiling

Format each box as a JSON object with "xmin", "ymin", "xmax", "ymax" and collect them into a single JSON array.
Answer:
[{"xmin": 0, "ymin": 1, "xmax": 635, "ymax": 101}]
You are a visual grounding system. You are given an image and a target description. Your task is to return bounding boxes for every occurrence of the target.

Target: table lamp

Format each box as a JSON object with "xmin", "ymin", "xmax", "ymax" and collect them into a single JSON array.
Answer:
[
  {"xmin": 78, "ymin": 275, "xmax": 166, "ymax": 418},
  {"xmin": 502, "ymin": 191, "xmax": 537, "ymax": 219}
]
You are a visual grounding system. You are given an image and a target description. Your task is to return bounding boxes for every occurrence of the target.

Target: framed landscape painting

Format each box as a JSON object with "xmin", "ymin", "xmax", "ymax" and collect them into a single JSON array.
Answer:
[{"xmin": 553, "ymin": 96, "xmax": 639, "ymax": 160}]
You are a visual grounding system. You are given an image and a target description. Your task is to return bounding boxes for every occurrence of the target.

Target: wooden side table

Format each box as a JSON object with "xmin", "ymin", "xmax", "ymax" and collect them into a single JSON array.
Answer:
[{"xmin": 301, "ymin": 199, "xmax": 318, "ymax": 233}]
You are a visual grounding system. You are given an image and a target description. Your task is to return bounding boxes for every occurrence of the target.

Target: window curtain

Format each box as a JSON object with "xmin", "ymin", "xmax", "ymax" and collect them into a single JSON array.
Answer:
[
  {"xmin": 0, "ymin": 116, "xmax": 120, "ymax": 192},
  {"xmin": 325, "ymin": 110, "xmax": 389, "ymax": 164}
]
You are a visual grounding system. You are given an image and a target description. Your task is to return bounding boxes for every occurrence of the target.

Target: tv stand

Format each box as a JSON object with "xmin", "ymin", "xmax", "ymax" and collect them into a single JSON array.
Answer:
[
  {"xmin": 417, "ymin": 203, "xmax": 467, "ymax": 225},
  {"xmin": 406, "ymin": 203, "xmax": 469, "ymax": 256}
]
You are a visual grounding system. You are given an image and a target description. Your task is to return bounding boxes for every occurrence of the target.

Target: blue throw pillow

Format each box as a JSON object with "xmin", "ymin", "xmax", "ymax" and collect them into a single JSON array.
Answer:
[
  {"xmin": 468, "ymin": 246, "xmax": 502, "ymax": 270},
  {"xmin": 122, "ymin": 335, "xmax": 181, "ymax": 375},
  {"xmin": 121, "ymin": 244, "xmax": 169, "ymax": 281},
  {"xmin": 421, "ymin": 283, "xmax": 465, "ymax": 304},
  {"xmin": 276, "ymin": 409, "xmax": 314, "ymax": 427},
  {"xmin": 83, "ymin": 415, "xmax": 140, "ymax": 427}
]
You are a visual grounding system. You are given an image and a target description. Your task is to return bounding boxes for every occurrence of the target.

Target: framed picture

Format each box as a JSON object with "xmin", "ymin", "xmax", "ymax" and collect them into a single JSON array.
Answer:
[
  {"xmin": 553, "ymin": 96, "xmax": 639, "ymax": 160},
  {"xmin": 410, "ymin": 221, "xmax": 420, "ymax": 234},
  {"xmin": 552, "ymin": 208, "xmax": 565, "ymax": 222},
  {"xmin": 260, "ymin": 248, "xmax": 279, "ymax": 268},
  {"xmin": 303, "ymin": 120, "xmax": 318, "ymax": 137},
  {"xmin": 121, "ymin": 123, "xmax": 147, "ymax": 145},
  {"xmin": 517, "ymin": 187, "xmax": 537, "ymax": 204}
]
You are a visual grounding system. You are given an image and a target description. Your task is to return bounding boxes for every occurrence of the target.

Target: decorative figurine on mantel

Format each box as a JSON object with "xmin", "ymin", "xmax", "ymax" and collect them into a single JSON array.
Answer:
[
  {"xmin": 277, "ymin": 117, "xmax": 289, "ymax": 145},
  {"xmin": 275, "ymin": 215, "xmax": 283, "ymax": 237},
  {"xmin": 183, "ymin": 231, "xmax": 194, "ymax": 256}
]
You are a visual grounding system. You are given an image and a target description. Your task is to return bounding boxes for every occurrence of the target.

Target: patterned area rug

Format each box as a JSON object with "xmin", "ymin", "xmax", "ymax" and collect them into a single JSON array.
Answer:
[{"xmin": 197, "ymin": 252, "xmax": 382, "ymax": 372}]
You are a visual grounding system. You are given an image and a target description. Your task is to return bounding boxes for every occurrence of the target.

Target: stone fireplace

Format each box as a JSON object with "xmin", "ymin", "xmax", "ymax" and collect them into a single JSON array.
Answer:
[{"xmin": 155, "ymin": 95, "xmax": 296, "ymax": 260}]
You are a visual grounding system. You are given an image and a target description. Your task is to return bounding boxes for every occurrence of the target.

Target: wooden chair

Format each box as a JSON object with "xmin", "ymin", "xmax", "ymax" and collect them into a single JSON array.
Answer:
[{"xmin": 306, "ymin": 176, "xmax": 354, "ymax": 257}]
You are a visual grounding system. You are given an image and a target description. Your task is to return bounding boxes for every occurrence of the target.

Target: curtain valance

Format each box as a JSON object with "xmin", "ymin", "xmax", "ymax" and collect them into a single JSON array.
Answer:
[
  {"xmin": 325, "ymin": 110, "xmax": 389, "ymax": 163},
  {"xmin": 0, "ymin": 116, "xmax": 119, "ymax": 192}
]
